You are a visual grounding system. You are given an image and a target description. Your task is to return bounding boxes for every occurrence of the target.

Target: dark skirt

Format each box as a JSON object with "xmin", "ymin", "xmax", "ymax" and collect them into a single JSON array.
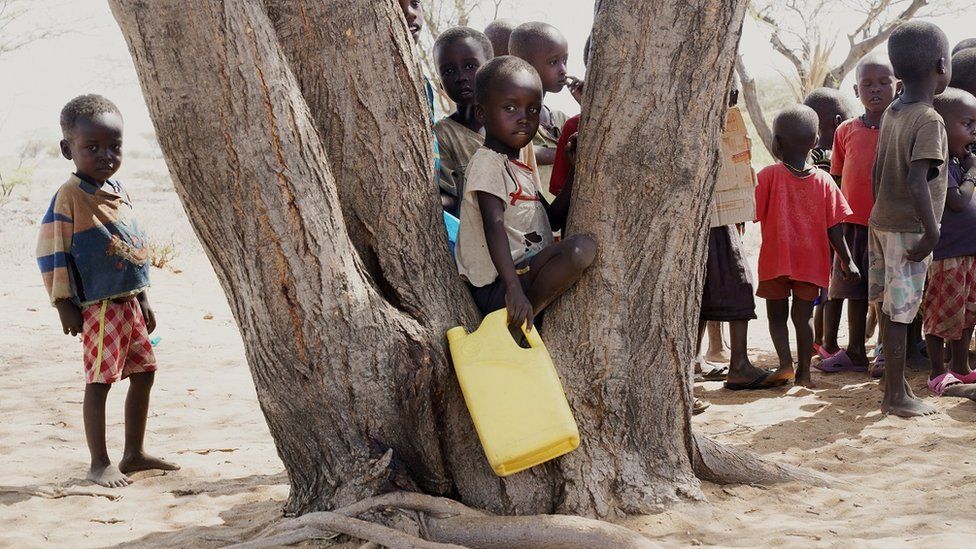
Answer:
[{"xmin": 700, "ymin": 225, "xmax": 757, "ymax": 321}]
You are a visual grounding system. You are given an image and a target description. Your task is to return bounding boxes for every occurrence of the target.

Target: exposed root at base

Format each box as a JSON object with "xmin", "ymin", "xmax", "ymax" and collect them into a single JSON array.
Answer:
[
  {"xmin": 230, "ymin": 491, "xmax": 656, "ymax": 549},
  {"xmin": 692, "ymin": 433, "xmax": 832, "ymax": 487}
]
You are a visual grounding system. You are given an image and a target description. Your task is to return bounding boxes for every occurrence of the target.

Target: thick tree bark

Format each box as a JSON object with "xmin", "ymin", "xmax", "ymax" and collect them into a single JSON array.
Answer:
[{"xmin": 544, "ymin": 0, "xmax": 749, "ymax": 516}]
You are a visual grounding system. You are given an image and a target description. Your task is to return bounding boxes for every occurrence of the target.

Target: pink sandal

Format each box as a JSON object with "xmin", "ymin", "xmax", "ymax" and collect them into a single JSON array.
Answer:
[
  {"xmin": 928, "ymin": 372, "xmax": 963, "ymax": 396},
  {"xmin": 812, "ymin": 344, "xmax": 835, "ymax": 360}
]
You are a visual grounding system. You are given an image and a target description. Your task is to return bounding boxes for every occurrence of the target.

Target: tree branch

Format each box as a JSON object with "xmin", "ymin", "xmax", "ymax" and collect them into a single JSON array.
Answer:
[{"xmin": 735, "ymin": 54, "xmax": 774, "ymax": 155}]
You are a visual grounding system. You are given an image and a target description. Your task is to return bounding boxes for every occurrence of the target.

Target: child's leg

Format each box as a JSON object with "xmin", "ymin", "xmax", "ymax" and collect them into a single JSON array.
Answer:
[
  {"xmin": 822, "ymin": 298, "xmax": 844, "ymax": 355},
  {"xmin": 846, "ymin": 299, "xmax": 870, "ymax": 366},
  {"xmin": 881, "ymin": 314, "xmax": 937, "ymax": 416},
  {"xmin": 925, "ymin": 334, "xmax": 947, "ymax": 380},
  {"xmin": 522, "ymin": 234, "xmax": 597, "ymax": 314},
  {"xmin": 766, "ymin": 299, "xmax": 793, "ymax": 379},
  {"xmin": 790, "ymin": 297, "xmax": 816, "ymax": 387},
  {"xmin": 949, "ymin": 326, "xmax": 975, "ymax": 377},
  {"xmin": 704, "ymin": 321, "xmax": 730, "ymax": 363},
  {"xmin": 119, "ymin": 372, "xmax": 179, "ymax": 474},
  {"xmin": 907, "ymin": 316, "xmax": 929, "ymax": 370},
  {"xmin": 813, "ymin": 301, "xmax": 824, "ymax": 348},
  {"xmin": 725, "ymin": 319, "xmax": 770, "ymax": 385},
  {"xmin": 84, "ymin": 383, "xmax": 131, "ymax": 487}
]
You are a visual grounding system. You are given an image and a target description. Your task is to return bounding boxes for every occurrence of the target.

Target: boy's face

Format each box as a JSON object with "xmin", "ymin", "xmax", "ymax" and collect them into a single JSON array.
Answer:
[
  {"xmin": 398, "ymin": 0, "xmax": 423, "ymax": 43},
  {"xmin": 436, "ymin": 38, "xmax": 489, "ymax": 106},
  {"xmin": 854, "ymin": 64, "xmax": 897, "ymax": 114},
  {"xmin": 60, "ymin": 112, "xmax": 124, "ymax": 184},
  {"xmin": 521, "ymin": 36, "xmax": 568, "ymax": 94},
  {"xmin": 944, "ymin": 101, "xmax": 976, "ymax": 158},
  {"xmin": 476, "ymin": 71, "xmax": 543, "ymax": 150}
]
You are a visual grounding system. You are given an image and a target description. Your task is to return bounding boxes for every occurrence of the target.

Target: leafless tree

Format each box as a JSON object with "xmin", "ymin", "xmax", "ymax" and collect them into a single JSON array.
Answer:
[
  {"xmin": 739, "ymin": 0, "xmax": 971, "ymax": 153},
  {"xmin": 0, "ymin": 0, "xmax": 57, "ymax": 58}
]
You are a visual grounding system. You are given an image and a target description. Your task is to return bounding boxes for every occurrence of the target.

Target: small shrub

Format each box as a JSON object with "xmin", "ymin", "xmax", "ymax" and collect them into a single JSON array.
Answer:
[{"xmin": 149, "ymin": 237, "xmax": 179, "ymax": 269}]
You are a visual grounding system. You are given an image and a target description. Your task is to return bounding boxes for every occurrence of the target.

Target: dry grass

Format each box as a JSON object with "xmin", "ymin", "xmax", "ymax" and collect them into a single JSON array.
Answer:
[{"xmin": 149, "ymin": 236, "xmax": 179, "ymax": 269}]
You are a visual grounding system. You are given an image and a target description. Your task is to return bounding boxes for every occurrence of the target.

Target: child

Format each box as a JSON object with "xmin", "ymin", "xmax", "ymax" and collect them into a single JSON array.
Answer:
[
  {"xmin": 869, "ymin": 21, "xmax": 951, "ymax": 417},
  {"xmin": 950, "ymin": 48, "xmax": 976, "ymax": 97},
  {"xmin": 483, "ymin": 18, "xmax": 518, "ymax": 57},
  {"xmin": 36, "ymin": 95, "xmax": 178, "ymax": 487},
  {"xmin": 455, "ymin": 56, "xmax": 596, "ymax": 328},
  {"xmin": 509, "ymin": 22, "xmax": 577, "ymax": 190},
  {"xmin": 755, "ymin": 105, "xmax": 857, "ymax": 387},
  {"xmin": 433, "ymin": 27, "xmax": 494, "ymax": 215},
  {"xmin": 817, "ymin": 54, "xmax": 898, "ymax": 375},
  {"xmin": 923, "ymin": 88, "xmax": 976, "ymax": 396},
  {"xmin": 549, "ymin": 34, "xmax": 591, "ymax": 197},
  {"xmin": 802, "ymin": 87, "xmax": 857, "ymax": 355},
  {"xmin": 953, "ymin": 38, "xmax": 976, "ymax": 56}
]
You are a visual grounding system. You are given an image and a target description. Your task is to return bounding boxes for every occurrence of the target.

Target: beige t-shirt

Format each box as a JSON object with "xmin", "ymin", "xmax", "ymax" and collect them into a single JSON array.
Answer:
[
  {"xmin": 433, "ymin": 117, "xmax": 484, "ymax": 197},
  {"xmin": 455, "ymin": 147, "xmax": 554, "ymax": 287},
  {"xmin": 869, "ymin": 101, "xmax": 948, "ymax": 233},
  {"xmin": 532, "ymin": 107, "xmax": 569, "ymax": 195}
]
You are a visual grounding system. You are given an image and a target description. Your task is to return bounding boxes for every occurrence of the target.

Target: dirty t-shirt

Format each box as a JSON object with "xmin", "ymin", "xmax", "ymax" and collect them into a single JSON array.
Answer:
[
  {"xmin": 433, "ymin": 116, "xmax": 484, "ymax": 198},
  {"xmin": 455, "ymin": 147, "xmax": 554, "ymax": 287},
  {"xmin": 869, "ymin": 101, "xmax": 948, "ymax": 233}
]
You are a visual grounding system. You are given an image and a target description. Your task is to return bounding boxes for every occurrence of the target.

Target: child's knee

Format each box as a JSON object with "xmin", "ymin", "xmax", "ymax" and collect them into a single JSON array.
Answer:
[{"xmin": 567, "ymin": 235, "xmax": 597, "ymax": 270}]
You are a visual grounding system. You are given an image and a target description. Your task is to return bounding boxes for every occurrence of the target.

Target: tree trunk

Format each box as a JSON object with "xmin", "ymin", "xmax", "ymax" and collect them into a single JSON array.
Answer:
[
  {"xmin": 543, "ymin": 0, "xmax": 749, "ymax": 516},
  {"xmin": 735, "ymin": 55, "xmax": 775, "ymax": 156},
  {"xmin": 111, "ymin": 0, "xmax": 750, "ymax": 522}
]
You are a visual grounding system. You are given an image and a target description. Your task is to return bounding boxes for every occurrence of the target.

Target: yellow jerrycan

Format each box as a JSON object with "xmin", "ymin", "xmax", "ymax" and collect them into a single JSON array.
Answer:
[{"xmin": 446, "ymin": 309, "xmax": 580, "ymax": 477}]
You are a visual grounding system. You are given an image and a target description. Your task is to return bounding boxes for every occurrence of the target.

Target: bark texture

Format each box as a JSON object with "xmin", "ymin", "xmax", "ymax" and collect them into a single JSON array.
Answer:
[{"xmin": 543, "ymin": 0, "xmax": 750, "ymax": 516}]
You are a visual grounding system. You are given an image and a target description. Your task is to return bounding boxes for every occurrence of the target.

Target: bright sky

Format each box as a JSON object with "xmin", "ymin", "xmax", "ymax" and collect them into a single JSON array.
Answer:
[{"xmin": 1, "ymin": 1, "xmax": 974, "ymax": 156}]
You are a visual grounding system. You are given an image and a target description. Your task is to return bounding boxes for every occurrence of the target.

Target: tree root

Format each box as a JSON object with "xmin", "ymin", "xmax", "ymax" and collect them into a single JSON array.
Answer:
[
  {"xmin": 692, "ymin": 434, "xmax": 831, "ymax": 487},
  {"xmin": 232, "ymin": 490, "xmax": 655, "ymax": 548}
]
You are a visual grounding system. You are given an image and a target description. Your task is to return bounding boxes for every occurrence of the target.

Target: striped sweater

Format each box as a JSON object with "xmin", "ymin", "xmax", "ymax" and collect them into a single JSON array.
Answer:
[{"xmin": 37, "ymin": 174, "xmax": 150, "ymax": 307}]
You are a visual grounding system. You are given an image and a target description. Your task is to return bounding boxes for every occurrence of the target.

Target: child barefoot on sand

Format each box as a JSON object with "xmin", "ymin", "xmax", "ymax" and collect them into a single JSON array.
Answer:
[
  {"xmin": 455, "ymin": 56, "xmax": 596, "ymax": 327},
  {"xmin": 817, "ymin": 54, "xmax": 898, "ymax": 376},
  {"xmin": 869, "ymin": 21, "xmax": 951, "ymax": 416},
  {"xmin": 755, "ymin": 105, "xmax": 858, "ymax": 388},
  {"xmin": 36, "ymin": 95, "xmax": 178, "ymax": 487}
]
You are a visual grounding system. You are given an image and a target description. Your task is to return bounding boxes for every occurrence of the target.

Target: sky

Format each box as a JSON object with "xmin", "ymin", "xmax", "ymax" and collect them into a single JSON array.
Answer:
[{"xmin": 1, "ymin": 1, "xmax": 975, "ymax": 156}]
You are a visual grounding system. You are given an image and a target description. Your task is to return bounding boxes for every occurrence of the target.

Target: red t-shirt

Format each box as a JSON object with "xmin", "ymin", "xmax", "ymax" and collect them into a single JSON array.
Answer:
[
  {"xmin": 830, "ymin": 117, "xmax": 878, "ymax": 226},
  {"xmin": 755, "ymin": 163, "xmax": 853, "ymax": 288},
  {"xmin": 548, "ymin": 114, "xmax": 581, "ymax": 196}
]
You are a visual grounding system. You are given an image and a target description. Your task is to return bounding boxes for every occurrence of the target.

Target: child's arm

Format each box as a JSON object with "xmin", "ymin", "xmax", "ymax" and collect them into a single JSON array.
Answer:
[
  {"xmin": 905, "ymin": 158, "xmax": 942, "ymax": 262},
  {"xmin": 477, "ymin": 192, "xmax": 534, "ymax": 328},
  {"xmin": 541, "ymin": 132, "xmax": 578, "ymax": 231},
  {"xmin": 137, "ymin": 291, "xmax": 156, "ymax": 334},
  {"xmin": 534, "ymin": 145, "xmax": 557, "ymax": 166},
  {"xmin": 827, "ymin": 225, "xmax": 860, "ymax": 281},
  {"xmin": 946, "ymin": 153, "xmax": 976, "ymax": 213},
  {"xmin": 55, "ymin": 299, "xmax": 83, "ymax": 336}
]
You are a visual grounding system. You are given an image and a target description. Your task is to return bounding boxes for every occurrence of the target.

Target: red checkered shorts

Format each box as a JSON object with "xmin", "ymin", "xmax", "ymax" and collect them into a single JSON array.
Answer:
[
  {"xmin": 82, "ymin": 298, "xmax": 157, "ymax": 384},
  {"xmin": 922, "ymin": 256, "xmax": 976, "ymax": 340}
]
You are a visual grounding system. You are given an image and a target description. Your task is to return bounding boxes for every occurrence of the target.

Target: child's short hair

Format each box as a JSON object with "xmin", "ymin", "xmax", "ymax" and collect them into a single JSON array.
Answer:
[
  {"xmin": 855, "ymin": 53, "xmax": 893, "ymax": 78},
  {"xmin": 475, "ymin": 55, "xmax": 541, "ymax": 105},
  {"xmin": 950, "ymin": 48, "xmax": 976, "ymax": 95},
  {"xmin": 484, "ymin": 18, "xmax": 517, "ymax": 56},
  {"xmin": 953, "ymin": 38, "xmax": 976, "ymax": 56},
  {"xmin": 773, "ymin": 105, "xmax": 819, "ymax": 143},
  {"xmin": 434, "ymin": 26, "xmax": 494, "ymax": 61},
  {"xmin": 803, "ymin": 87, "xmax": 858, "ymax": 121},
  {"xmin": 60, "ymin": 94, "xmax": 121, "ymax": 137},
  {"xmin": 933, "ymin": 87, "xmax": 976, "ymax": 119},
  {"xmin": 509, "ymin": 22, "xmax": 564, "ymax": 58},
  {"xmin": 887, "ymin": 21, "xmax": 949, "ymax": 82}
]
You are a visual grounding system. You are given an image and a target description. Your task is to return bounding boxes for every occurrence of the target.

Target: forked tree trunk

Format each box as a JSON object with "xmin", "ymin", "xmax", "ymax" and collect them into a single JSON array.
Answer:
[{"xmin": 111, "ymin": 0, "xmax": 749, "ymax": 521}]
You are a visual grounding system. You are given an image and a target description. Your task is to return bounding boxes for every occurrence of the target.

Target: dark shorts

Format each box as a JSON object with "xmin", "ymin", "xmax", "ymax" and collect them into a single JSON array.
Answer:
[
  {"xmin": 827, "ymin": 223, "xmax": 869, "ymax": 300},
  {"xmin": 700, "ymin": 225, "xmax": 757, "ymax": 321},
  {"xmin": 469, "ymin": 261, "xmax": 531, "ymax": 315},
  {"xmin": 757, "ymin": 276, "xmax": 821, "ymax": 301}
]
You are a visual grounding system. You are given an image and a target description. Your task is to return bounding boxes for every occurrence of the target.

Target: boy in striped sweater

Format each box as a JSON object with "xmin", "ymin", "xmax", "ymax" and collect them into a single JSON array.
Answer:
[{"xmin": 37, "ymin": 95, "xmax": 178, "ymax": 487}]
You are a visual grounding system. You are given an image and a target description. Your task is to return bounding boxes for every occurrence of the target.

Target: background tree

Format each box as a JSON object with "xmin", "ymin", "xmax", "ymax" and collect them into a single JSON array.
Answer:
[
  {"xmin": 739, "ymin": 0, "xmax": 974, "ymax": 153},
  {"xmin": 110, "ymin": 0, "xmax": 817, "ymax": 545}
]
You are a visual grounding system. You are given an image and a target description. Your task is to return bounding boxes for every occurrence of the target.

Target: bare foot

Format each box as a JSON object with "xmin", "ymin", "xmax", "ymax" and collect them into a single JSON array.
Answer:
[
  {"xmin": 795, "ymin": 371, "xmax": 816, "ymax": 388},
  {"xmin": 881, "ymin": 392, "xmax": 938, "ymax": 417},
  {"xmin": 766, "ymin": 365, "xmax": 795, "ymax": 386},
  {"xmin": 941, "ymin": 384, "xmax": 976, "ymax": 400},
  {"xmin": 704, "ymin": 348, "xmax": 730, "ymax": 364},
  {"xmin": 88, "ymin": 463, "xmax": 131, "ymax": 488},
  {"xmin": 119, "ymin": 453, "xmax": 180, "ymax": 475}
]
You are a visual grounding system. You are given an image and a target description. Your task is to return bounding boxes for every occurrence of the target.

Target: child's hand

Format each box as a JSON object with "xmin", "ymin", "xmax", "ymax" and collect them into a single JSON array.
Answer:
[
  {"xmin": 55, "ymin": 300, "xmax": 83, "ymax": 336},
  {"xmin": 565, "ymin": 132, "xmax": 579, "ymax": 168},
  {"xmin": 841, "ymin": 260, "xmax": 861, "ymax": 281},
  {"xmin": 962, "ymin": 151, "xmax": 976, "ymax": 172},
  {"xmin": 505, "ymin": 284, "xmax": 534, "ymax": 331},
  {"xmin": 138, "ymin": 294, "xmax": 157, "ymax": 334},
  {"xmin": 907, "ymin": 231, "xmax": 939, "ymax": 263},
  {"xmin": 566, "ymin": 76, "xmax": 584, "ymax": 104}
]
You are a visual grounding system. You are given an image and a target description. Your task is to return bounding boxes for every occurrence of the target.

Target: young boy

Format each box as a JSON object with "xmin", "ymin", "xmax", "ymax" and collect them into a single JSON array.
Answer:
[
  {"xmin": 869, "ymin": 21, "xmax": 951, "ymax": 416},
  {"xmin": 509, "ymin": 22, "xmax": 577, "ymax": 190},
  {"xmin": 950, "ymin": 48, "xmax": 976, "ymax": 97},
  {"xmin": 37, "ymin": 95, "xmax": 178, "ymax": 487},
  {"xmin": 924, "ymin": 88, "xmax": 976, "ymax": 395},
  {"xmin": 455, "ymin": 56, "xmax": 596, "ymax": 328},
  {"xmin": 433, "ymin": 27, "xmax": 494, "ymax": 214},
  {"xmin": 817, "ymin": 54, "xmax": 898, "ymax": 374},
  {"xmin": 483, "ymin": 18, "xmax": 518, "ymax": 57},
  {"xmin": 755, "ymin": 105, "xmax": 857, "ymax": 387}
]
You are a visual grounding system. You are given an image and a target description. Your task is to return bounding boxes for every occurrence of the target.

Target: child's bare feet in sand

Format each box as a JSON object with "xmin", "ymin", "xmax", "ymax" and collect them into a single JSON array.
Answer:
[
  {"xmin": 882, "ymin": 380, "xmax": 938, "ymax": 417},
  {"xmin": 88, "ymin": 462, "xmax": 131, "ymax": 488},
  {"xmin": 794, "ymin": 368, "xmax": 816, "ymax": 388},
  {"xmin": 119, "ymin": 452, "xmax": 180, "ymax": 475}
]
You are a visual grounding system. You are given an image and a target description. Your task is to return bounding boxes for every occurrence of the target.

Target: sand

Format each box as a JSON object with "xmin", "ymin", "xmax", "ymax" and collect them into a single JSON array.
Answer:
[{"xmin": 2, "ymin": 158, "xmax": 976, "ymax": 548}]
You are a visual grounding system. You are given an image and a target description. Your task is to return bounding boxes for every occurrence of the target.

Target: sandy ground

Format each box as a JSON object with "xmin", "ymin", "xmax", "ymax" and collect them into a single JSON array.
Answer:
[{"xmin": 2, "ymin": 158, "xmax": 976, "ymax": 548}]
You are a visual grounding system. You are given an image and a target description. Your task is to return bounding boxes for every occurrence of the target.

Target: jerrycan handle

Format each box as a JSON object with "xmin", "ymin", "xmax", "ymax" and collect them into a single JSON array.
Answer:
[{"xmin": 486, "ymin": 308, "xmax": 543, "ymax": 350}]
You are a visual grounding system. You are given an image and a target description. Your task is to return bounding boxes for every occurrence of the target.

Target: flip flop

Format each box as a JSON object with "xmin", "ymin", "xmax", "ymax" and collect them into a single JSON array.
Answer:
[
  {"xmin": 814, "ymin": 349, "xmax": 868, "ymax": 373},
  {"xmin": 950, "ymin": 370, "xmax": 976, "ymax": 384},
  {"xmin": 693, "ymin": 398, "xmax": 710, "ymax": 415},
  {"xmin": 870, "ymin": 352, "xmax": 885, "ymax": 378},
  {"xmin": 812, "ymin": 344, "xmax": 835, "ymax": 360},
  {"xmin": 928, "ymin": 372, "xmax": 963, "ymax": 396},
  {"xmin": 701, "ymin": 362, "xmax": 730, "ymax": 381},
  {"xmin": 724, "ymin": 370, "xmax": 776, "ymax": 391}
]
